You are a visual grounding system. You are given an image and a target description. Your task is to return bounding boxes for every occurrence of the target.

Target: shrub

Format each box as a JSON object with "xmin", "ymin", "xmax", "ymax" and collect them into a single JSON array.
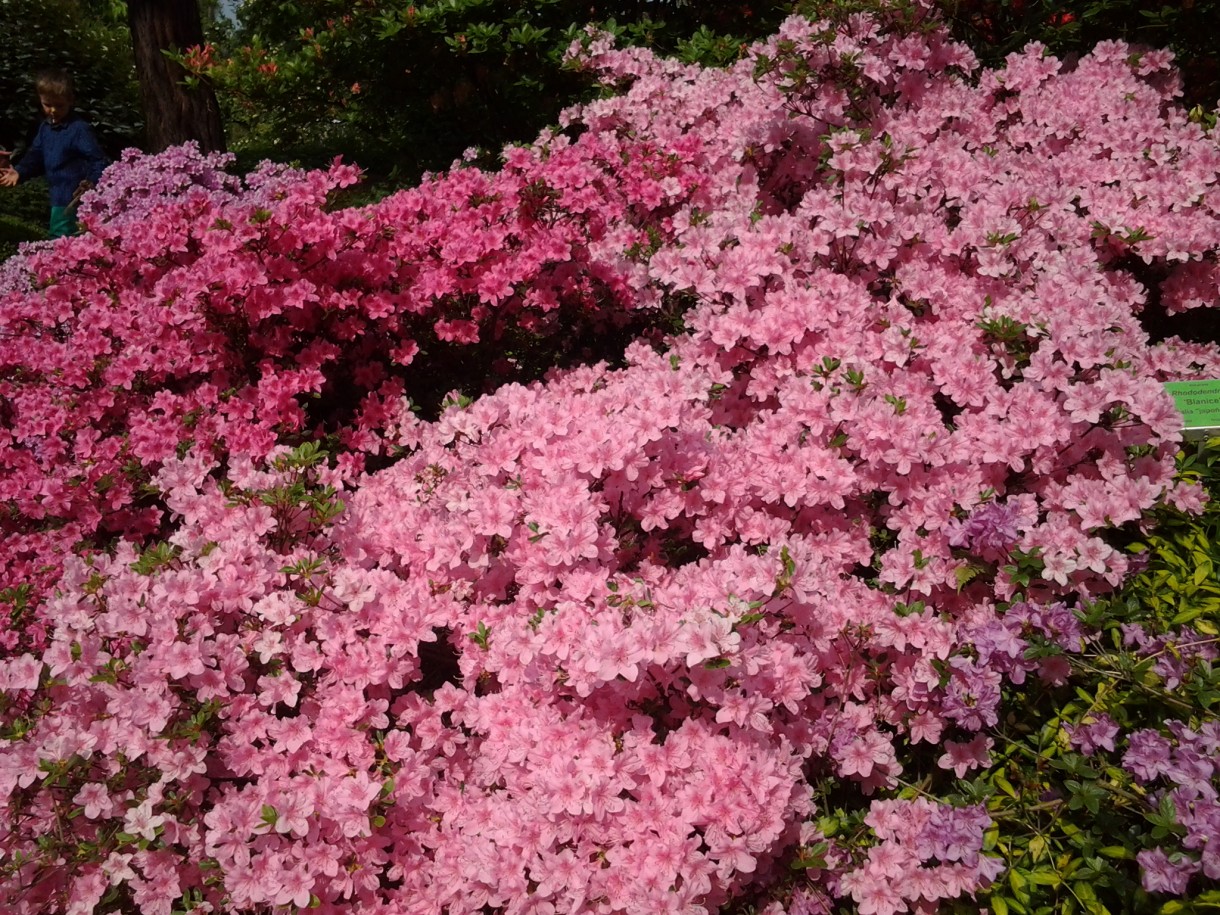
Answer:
[
  {"xmin": 0, "ymin": 128, "xmax": 705, "ymax": 651},
  {"xmin": 2, "ymin": 3, "xmax": 1219, "ymax": 913},
  {"xmin": 956, "ymin": 435, "xmax": 1220, "ymax": 915}
]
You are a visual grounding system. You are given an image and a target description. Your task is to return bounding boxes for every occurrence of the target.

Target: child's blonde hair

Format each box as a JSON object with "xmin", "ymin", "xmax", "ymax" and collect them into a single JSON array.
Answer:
[{"xmin": 34, "ymin": 68, "xmax": 74, "ymax": 102}]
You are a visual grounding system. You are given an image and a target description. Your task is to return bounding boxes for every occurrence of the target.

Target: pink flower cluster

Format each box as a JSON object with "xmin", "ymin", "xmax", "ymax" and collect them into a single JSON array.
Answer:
[
  {"xmin": 3, "ymin": 3, "xmax": 1220, "ymax": 913},
  {"xmin": 0, "ymin": 121, "xmax": 706, "ymax": 649}
]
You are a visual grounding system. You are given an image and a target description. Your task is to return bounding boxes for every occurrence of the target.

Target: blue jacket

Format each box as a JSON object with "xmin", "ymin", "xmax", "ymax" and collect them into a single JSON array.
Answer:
[{"xmin": 15, "ymin": 114, "xmax": 109, "ymax": 207}]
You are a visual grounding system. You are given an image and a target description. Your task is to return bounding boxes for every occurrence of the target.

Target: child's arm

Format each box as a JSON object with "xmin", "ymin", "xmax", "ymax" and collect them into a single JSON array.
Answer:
[
  {"xmin": 13, "ymin": 128, "xmax": 46, "ymax": 183},
  {"xmin": 74, "ymin": 121, "xmax": 109, "ymax": 187}
]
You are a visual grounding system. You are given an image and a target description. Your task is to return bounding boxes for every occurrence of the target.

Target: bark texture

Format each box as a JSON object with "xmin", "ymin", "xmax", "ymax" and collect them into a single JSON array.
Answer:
[{"xmin": 127, "ymin": 0, "xmax": 225, "ymax": 153}]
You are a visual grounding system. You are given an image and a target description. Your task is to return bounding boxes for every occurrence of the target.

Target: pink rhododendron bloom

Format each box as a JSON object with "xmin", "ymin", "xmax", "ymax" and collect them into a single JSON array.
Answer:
[
  {"xmin": 123, "ymin": 800, "xmax": 165, "ymax": 843},
  {"xmin": 938, "ymin": 734, "xmax": 995, "ymax": 778},
  {"xmin": 3, "ymin": 3, "xmax": 1220, "ymax": 913}
]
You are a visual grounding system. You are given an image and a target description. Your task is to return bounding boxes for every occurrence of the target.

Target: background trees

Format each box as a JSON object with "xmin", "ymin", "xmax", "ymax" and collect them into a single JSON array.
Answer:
[
  {"xmin": 125, "ymin": 0, "xmax": 225, "ymax": 152},
  {"xmin": 1, "ymin": 0, "xmax": 1218, "ymax": 257},
  {"xmin": 2, "ymin": 0, "xmax": 1217, "ymax": 208},
  {"xmin": 191, "ymin": 0, "xmax": 791, "ymax": 182}
]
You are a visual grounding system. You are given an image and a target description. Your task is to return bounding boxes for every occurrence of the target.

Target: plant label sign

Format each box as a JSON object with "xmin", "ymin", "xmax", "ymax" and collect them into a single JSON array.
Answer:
[{"xmin": 1165, "ymin": 379, "xmax": 1220, "ymax": 439}]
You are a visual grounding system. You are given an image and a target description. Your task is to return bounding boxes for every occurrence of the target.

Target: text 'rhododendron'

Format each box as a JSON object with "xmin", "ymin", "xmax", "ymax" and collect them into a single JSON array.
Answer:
[{"xmin": 2, "ymin": 3, "xmax": 1220, "ymax": 913}]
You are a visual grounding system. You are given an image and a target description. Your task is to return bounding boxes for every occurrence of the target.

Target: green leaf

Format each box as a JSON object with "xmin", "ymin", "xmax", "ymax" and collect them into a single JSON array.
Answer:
[
  {"xmin": 1027, "ymin": 869, "xmax": 1061, "ymax": 887},
  {"xmin": 468, "ymin": 621, "xmax": 491, "ymax": 650},
  {"xmin": 1072, "ymin": 879, "xmax": 1107, "ymax": 914},
  {"xmin": 993, "ymin": 773, "xmax": 1019, "ymax": 799}
]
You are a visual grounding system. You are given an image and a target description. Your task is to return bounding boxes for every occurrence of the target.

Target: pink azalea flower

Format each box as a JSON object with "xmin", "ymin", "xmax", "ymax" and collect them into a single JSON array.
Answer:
[
  {"xmin": 123, "ymin": 799, "xmax": 165, "ymax": 842},
  {"xmin": 938, "ymin": 734, "xmax": 995, "ymax": 778}
]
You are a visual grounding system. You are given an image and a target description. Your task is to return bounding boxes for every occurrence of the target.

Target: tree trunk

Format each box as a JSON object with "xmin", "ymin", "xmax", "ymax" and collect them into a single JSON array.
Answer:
[{"xmin": 127, "ymin": 0, "xmax": 225, "ymax": 153}]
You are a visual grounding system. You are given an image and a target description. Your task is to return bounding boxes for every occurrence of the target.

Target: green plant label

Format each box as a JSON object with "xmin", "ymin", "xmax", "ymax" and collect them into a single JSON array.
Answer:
[{"xmin": 1165, "ymin": 379, "xmax": 1220, "ymax": 438}]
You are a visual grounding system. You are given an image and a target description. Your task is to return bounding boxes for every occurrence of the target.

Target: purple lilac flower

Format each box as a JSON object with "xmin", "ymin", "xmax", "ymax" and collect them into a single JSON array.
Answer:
[
  {"xmin": 1195, "ymin": 721, "xmax": 1220, "ymax": 755},
  {"xmin": 1120, "ymin": 622, "xmax": 1152, "ymax": 651},
  {"xmin": 942, "ymin": 659, "xmax": 1002, "ymax": 730},
  {"xmin": 1167, "ymin": 751, "xmax": 1217, "ymax": 799},
  {"xmin": 787, "ymin": 888, "xmax": 834, "ymax": 915},
  {"xmin": 1066, "ymin": 713, "xmax": 1119, "ymax": 757},
  {"xmin": 925, "ymin": 803, "xmax": 991, "ymax": 865},
  {"xmin": 1174, "ymin": 788, "xmax": 1220, "ymax": 849},
  {"xmin": 966, "ymin": 617, "xmax": 1034, "ymax": 682},
  {"xmin": 77, "ymin": 142, "xmax": 305, "ymax": 232},
  {"xmin": 947, "ymin": 501, "xmax": 1022, "ymax": 552},
  {"xmin": 1007, "ymin": 601, "xmax": 1085, "ymax": 652},
  {"xmin": 1124, "ymin": 730, "xmax": 1173, "ymax": 782},
  {"xmin": 1137, "ymin": 848, "xmax": 1197, "ymax": 894}
]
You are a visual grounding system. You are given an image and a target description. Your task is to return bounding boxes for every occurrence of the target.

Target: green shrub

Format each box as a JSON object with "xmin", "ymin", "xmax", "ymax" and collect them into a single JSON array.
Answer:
[{"xmin": 0, "ymin": 0, "xmax": 142, "ymax": 156}]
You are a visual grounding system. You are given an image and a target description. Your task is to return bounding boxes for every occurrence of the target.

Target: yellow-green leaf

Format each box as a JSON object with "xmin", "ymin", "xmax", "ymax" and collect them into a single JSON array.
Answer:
[
  {"xmin": 1073, "ymin": 880, "xmax": 1108, "ymax": 915},
  {"xmin": 1009, "ymin": 869, "xmax": 1031, "ymax": 904},
  {"xmin": 994, "ymin": 773, "xmax": 1019, "ymax": 799},
  {"xmin": 1172, "ymin": 605, "xmax": 1208, "ymax": 625},
  {"xmin": 1193, "ymin": 558, "xmax": 1214, "ymax": 586},
  {"xmin": 1028, "ymin": 835, "xmax": 1048, "ymax": 862}
]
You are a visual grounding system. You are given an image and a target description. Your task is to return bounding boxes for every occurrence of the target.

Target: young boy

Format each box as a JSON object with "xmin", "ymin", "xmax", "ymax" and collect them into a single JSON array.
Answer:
[{"xmin": 0, "ymin": 68, "xmax": 110, "ymax": 238}]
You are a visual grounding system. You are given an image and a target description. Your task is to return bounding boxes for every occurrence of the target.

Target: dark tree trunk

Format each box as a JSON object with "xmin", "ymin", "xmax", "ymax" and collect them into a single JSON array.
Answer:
[{"xmin": 127, "ymin": 0, "xmax": 225, "ymax": 153}]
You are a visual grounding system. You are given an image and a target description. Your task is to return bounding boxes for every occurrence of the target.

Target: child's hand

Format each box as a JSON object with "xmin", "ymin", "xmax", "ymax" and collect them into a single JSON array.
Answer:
[
  {"xmin": 68, "ymin": 179, "xmax": 94, "ymax": 209},
  {"xmin": 0, "ymin": 167, "xmax": 19, "ymax": 188}
]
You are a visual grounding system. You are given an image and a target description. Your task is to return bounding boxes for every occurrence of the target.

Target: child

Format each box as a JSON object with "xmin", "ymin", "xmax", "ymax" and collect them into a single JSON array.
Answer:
[{"xmin": 0, "ymin": 68, "xmax": 109, "ymax": 239}]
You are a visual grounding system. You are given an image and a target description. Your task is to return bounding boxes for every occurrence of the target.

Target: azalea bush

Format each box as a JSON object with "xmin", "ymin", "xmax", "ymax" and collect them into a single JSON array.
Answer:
[
  {"xmin": 2, "ymin": 2, "xmax": 1220, "ymax": 913},
  {"xmin": 0, "ymin": 128, "xmax": 702, "ymax": 650},
  {"xmin": 924, "ymin": 436, "xmax": 1220, "ymax": 915},
  {"xmin": 939, "ymin": 0, "xmax": 1220, "ymax": 109}
]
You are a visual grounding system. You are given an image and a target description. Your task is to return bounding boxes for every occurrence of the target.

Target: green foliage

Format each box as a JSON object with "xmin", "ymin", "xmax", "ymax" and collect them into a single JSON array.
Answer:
[
  {"xmin": 242, "ymin": 442, "xmax": 348, "ymax": 550},
  {"xmin": 0, "ymin": 178, "xmax": 48, "ymax": 259},
  {"xmin": 190, "ymin": 0, "xmax": 790, "ymax": 185},
  {"xmin": 0, "ymin": 0, "xmax": 142, "ymax": 155},
  {"xmin": 0, "ymin": 0, "xmax": 142, "ymax": 256}
]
